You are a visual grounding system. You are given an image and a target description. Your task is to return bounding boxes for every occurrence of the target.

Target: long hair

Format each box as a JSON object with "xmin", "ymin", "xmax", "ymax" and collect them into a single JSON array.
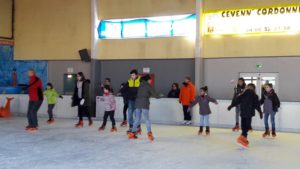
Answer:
[{"xmin": 77, "ymin": 72, "xmax": 86, "ymax": 82}]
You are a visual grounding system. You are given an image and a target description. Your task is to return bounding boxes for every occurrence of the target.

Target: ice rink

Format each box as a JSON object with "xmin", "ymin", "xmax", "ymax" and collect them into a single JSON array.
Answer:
[{"xmin": 1, "ymin": 117, "xmax": 299, "ymax": 169}]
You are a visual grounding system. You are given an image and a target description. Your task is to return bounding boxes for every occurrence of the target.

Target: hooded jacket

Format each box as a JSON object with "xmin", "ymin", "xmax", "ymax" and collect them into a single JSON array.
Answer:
[
  {"xmin": 260, "ymin": 89, "xmax": 280, "ymax": 112},
  {"xmin": 179, "ymin": 82, "xmax": 196, "ymax": 106},
  {"xmin": 135, "ymin": 81, "xmax": 160, "ymax": 109},
  {"xmin": 28, "ymin": 76, "xmax": 44, "ymax": 101}
]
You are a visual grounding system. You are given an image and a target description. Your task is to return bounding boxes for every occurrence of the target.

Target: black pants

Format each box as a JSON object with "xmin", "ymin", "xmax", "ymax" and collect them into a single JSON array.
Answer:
[
  {"xmin": 48, "ymin": 104, "xmax": 55, "ymax": 119},
  {"xmin": 241, "ymin": 117, "xmax": 252, "ymax": 138},
  {"xmin": 27, "ymin": 101, "xmax": 43, "ymax": 128},
  {"xmin": 101, "ymin": 111, "xmax": 116, "ymax": 127},
  {"xmin": 123, "ymin": 103, "xmax": 128, "ymax": 121},
  {"xmin": 78, "ymin": 105, "xmax": 91, "ymax": 121},
  {"xmin": 183, "ymin": 105, "xmax": 191, "ymax": 121}
]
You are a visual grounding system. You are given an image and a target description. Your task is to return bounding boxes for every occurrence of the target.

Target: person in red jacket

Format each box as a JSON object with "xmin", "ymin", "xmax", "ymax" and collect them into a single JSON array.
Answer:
[
  {"xmin": 179, "ymin": 76, "xmax": 196, "ymax": 125},
  {"xmin": 25, "ymin": 69, "xmax": 44, "ymax": 132}
]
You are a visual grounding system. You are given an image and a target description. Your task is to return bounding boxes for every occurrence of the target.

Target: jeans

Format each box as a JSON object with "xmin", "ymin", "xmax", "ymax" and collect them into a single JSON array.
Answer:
[
  {"xmin": 48, "ymin": 104, "xmax": 55, "ymax": 119},
  {"xmin": 264, "ymin": 112, "xmax": 276, "ymax": 131},
  {"xmin": 183, "ymin": 105, "xmax": 191, "ymax": 121},
  {"xmin": 101, "ymin": 111, "xmax": 116, "ymax": 127},
  {"xmin": 132, "ymin": 109, "xmax": 151, "ymax": 133},
  {"xmin": 235, "ymin": 105, "xmax": 241, "ymax": 124},
  {"xmin": 200, "ymin": 115, "xmax": 210, "ymax": 127},
  {"xmin": 27, "ymin": 101, "xmax": 43, "ymax": 128},
  {"xmin": 241, "ymin": 117, "xmax": 252, "ymax": 138},
  {"xmin": 127, "ymin": 100, "xmax": 135, "ymax": 127}
]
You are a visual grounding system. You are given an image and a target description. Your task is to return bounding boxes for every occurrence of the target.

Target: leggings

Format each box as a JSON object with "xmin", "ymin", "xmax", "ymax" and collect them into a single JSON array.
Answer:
[{"xmin": 101, "ymin": 111, "xmax": 116, "ymax": 127}]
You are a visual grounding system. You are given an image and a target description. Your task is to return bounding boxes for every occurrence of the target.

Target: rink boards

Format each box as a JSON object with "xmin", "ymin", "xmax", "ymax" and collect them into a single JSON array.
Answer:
[{"xmin": 0, "ymin": 95, "xmax": 299, "ymax": 133}]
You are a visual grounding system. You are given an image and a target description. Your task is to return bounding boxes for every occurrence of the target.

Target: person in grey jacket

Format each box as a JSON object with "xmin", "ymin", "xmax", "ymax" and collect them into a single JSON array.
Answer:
[
  {"xmin": 128, "ymin": 74, "xmax": 160, "ymax": 141},
  {"xmin": 188, "ymin": 86, "xmax": 218, "ymax": 135}
]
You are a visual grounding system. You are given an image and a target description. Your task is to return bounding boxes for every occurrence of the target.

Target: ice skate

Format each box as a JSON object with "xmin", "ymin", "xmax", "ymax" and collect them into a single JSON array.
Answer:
[
  {"xmin": 111, "ymin": 126, "xmax": 117, "ymax": 132},
  {"xmin": 47, "ymin": 118, "xmax": 55, "ymax": 124},
  {"xmin": 128, "ymin": 132, "xmax": 138, "ymax": 140},
  {"xmin": 237, "ymin": 135, "xmax": 249, "ymax": 149},
  {"xmin": 181, "ymin": 121, "xmax": 187, "ymax": 125},
  {"xmin": 27, "ymin": 127, "xmax": 39, "ymax": 132},
  {"xmin": 249, "ymin": 127, "xmax": 253, "ymax": 132},
  {"xmin": 88, "ymin": 119, "xmax": 93, "ymax": 127},
  {"xmin": 198, "ymin": 126, "xmax": 203, "ymax": 135},
  {"xmin": 120, "ymin": 120, "xmax": 128, "ymax": 127},
  {"xmin": 98, "ymin": 126, "xmax": 105, "ymax": 131},
  {"xmin": 75, "ymin": 120, "xmax": 83, "ymax": 128},
  {"xmin": 272, "ymin": 130, "xmax": 276, "ymax": 138},
  {"xmin": 262, "ymin": 130, "xmax": 270, "ymax": 138},
  {"xmin": 205, "ymin": 127, "xmax": 210, "ymax": 136},
  {"xmin": 232, "ymin": 124, "xmax": 240, "ymax": 132},
  {"xmin": 148, "ymin": 132, "xmax": 154, "ymax": 141}
]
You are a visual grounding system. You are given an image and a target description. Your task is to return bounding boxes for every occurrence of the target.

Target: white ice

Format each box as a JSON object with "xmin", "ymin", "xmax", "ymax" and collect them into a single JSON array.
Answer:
[{"xmin": 0, "ymin": 117, "xmax": 299, "ymax": 169}]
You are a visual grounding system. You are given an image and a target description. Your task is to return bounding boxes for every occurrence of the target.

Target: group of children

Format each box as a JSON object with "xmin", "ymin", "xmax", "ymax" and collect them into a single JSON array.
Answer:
[{"xmin": 25, "ymin": 69, "xmax": 281, "ymax": 148}]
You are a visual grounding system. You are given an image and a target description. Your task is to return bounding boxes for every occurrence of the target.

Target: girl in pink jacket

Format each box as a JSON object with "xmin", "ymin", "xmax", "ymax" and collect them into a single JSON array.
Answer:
[{"xmin": 98, "ymin": 85, "xmax": 117, "ymax": 132}]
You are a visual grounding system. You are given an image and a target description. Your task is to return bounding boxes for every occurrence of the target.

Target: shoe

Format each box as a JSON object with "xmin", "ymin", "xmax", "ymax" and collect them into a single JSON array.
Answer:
[
  {"xmin": 27, "ymin": 127, "xmax": 39, "ymax": 132},
  {"xmin": 98, "ymin": 126, "xmax": 105, "ymax": 131},
  {"xmin": 205, "ymin": 127, "xmax": 210, "ymax": 136},
  {"xmin": 75, "ymin": 120, "xmax": 84, "ymax": 128},
  {"xmin": 128, "ymin": 132, "xmax": 138, "ymax": 139},
  {"xmin": 111, "ymin": 127, "xmax": 117, "ymax": 132},
  {"xmin": 272, "ymin": 129, "xmax": 276, "ymax": 138},
  {"xmin": 120, "ymin": 120, "xmax": 128, "ymax": 127},
  {"xmin": 182, "ymin": 121, "xmax": 188, "ymax": 125},
  {"xmin": 262, "ymin": 129, "xmax": 270, "ymax": 138},
  {"xmin": 237, "ymin": 135, "xmax": 249, "ymax": 149},
  {"xmin": 186, "ymin": 121, "xmax": 192, "ymax": 125},
  {"xmin": 198, "ymin": 126, "xmax": 203, "ymax": 135},
  {"xmin": 148, "ymin": 132, "xmax": 154, "ymax": 141},
  {"xmin": 25, "ymin": 126, "xmax": 31, "ymax": 131},
  {"xmin": 47, "ymin": 118, "xmax": 55, "ymax": 124},
  {"xmin": 232, "ymin": 123, "xmax": 240, "ymax": 132},
  {"xmin": 89, "ymin": 120, "xmax": 93, "ymax": 127}
]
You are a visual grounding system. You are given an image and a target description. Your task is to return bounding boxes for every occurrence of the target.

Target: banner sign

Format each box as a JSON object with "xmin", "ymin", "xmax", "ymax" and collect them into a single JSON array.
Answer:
[{"xmin": 204, "ymin": 5, "xmax": 300, "ymax": 35}]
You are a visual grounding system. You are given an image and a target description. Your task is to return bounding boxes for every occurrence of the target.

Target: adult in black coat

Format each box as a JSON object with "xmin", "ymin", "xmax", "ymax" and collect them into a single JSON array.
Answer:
[{"xmin": 167, "ymin": 83, "xmax": 180, "ymax": 98}]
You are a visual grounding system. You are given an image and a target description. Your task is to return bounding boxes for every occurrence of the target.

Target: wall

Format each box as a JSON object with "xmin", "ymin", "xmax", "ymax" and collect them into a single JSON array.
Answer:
[
  {"xmin": 48, "ymin": 61, "xmax": 91, "ymax": 94},
  {"xmin": 0, "ymin": 0, "xmax": 12, "ymax": 38},
  {"xmin": 94, "ymin": 59, "xmax": 195, "ymax": 95},
  {"xmin": 204, "ymin": 57, "xmax": 300, "ymax": 102},
  {"xmin": 14, "ymin": 0, "xmax": 91, "ymax": 60},
  {"xmin": 96, "ymin": 0, "xmax": 196, "ymax": 60},
  {"xmin": 202, "ymin": 0, "xmax": 300, "ymax": 58}
]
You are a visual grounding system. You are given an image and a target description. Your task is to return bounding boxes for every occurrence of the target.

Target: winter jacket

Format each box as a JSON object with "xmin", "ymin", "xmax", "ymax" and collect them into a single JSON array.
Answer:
[
  {"xmin": 260, "ymin": 89, "xmax": 280, "ymax": 113},
  {"xmin": 72, "ymin": 79, "xmax": 90, "ymax": 107},
  {"xmin": 44, "ymin": 89, "xmax": 59, "ymax": 105},
  {"xmin": 229, "ymin": 89, "xmax": 262, "ymax": 118},
  {"xmin": 167, "ymin": 89, "xmax": 180, "ymax": 98},
  {"xmin": 179, "ymin": 82, "xmax": 196, "ymax": 106},
  {"xmin": 230, "ymin": 85, "xmax": 245, "ymax": 106},
  {"xmin": 28, "ymin": 76, "xmax": 44, "ymax": 101},
  {"xmin": 135, "ymin": 81, "xmax": 160, "ymax": 109},
  {"xmin": 99, "ymin": 93, "xmax": 116, "ymax": 111},
  {"xmin": 189, "ymin": 95, "xmax": 217, "ymax": 115},
  {"xmin": 124, "ymin": 76, "xmax": 141, "ymax": 100}
]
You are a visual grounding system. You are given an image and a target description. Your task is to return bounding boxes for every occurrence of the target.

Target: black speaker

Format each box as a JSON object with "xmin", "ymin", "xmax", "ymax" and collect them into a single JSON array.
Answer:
[{"xmin": 79, "ymin": 49, "xmax": 91, "ymax": 62}]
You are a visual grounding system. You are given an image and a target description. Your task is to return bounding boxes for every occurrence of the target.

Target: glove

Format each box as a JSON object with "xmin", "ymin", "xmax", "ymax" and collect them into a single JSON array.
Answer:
[
  {"xmin": 80, "ymin": 99, "xmax": 85, "ymax": 105},
  {"xmin": 227, "ymin": 106, "xmax": 232, "ymax": 111},
  {"xmin": 259, "ymin": 112, "xmax": 263, "ymax": 119},
  {"xmin": 59, "ymin": 95, "xmax": 64, "ymax": 99}
]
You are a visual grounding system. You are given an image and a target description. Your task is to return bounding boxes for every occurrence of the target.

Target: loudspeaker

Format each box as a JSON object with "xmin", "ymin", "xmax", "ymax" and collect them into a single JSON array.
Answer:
[{"xmin": 79, "ymin": 49, "xmax": 91, "ymax": 62}]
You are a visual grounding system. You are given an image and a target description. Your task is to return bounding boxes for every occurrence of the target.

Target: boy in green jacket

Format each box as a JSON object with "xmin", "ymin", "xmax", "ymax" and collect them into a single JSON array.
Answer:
[{"xmin": 44, "ymin": 83, "xmax": 63, "ymax": 124}]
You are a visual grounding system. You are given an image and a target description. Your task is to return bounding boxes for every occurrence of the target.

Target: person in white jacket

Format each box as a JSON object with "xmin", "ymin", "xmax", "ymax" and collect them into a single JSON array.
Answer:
[{"xmin": 98, "ymin": 85, "xmax": 117, "ymax": 132}]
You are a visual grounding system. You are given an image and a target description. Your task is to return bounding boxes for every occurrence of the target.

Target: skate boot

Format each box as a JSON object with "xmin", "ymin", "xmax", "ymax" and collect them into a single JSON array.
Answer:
[
  {"xmin": 198, "ymin": 126, "xmax": 203, "ymax": 135},
  {"xmin": 272, "ymin": 129, "xmax": 276, "ymax": 138},
  {"xmin": 205, "ymin": 127, "xmax": 210, "ymax": 136},
  {"xmin": 232, "ymin": 123, "xmax": 240, "ymax": 132},
  {"xmin": 75, "ymin": 120, "xmax": 83, "ymax": 128},
  {"xmin": 148, "ymin": 132, "xmax": 154, "ymax": 141},
  {"xmin": 262, "ymin": 129, "xmax": 270, "ymax": 138},
  {"xmin": 128, "ymin": 132, "xmax": 138, "ymax": 140},
  {"xmin": 25, "ymin": 126, "xmax": 31, "ymax": 131},
  {"xmin": 237, "ymin": 135, "xmax": 249, "ymax": 149},
  {"xmin": 98, "ymin": 126, "xmax": 105, "ymax": 131},
  {"xmin": 120, "ymin": 120, "xmax": 128, "ymax": 127},
  {"xmin": 47, "ymin": 118, "xmax": 55, "ymax": 124},
  {"xmin": 111, "ymin": 126, "xmax": 117, "ymax": 132},
  {"xmin": 88, "ymin": 119, "xmax": 93, "ymax": 127},
  {"xmin": 27, "ymin": 127, "xmax": 39, "ymax": 132}
]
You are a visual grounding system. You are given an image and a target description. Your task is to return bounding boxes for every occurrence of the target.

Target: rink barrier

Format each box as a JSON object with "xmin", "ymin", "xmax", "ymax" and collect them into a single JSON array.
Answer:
[{"xmin": 0, "ymin": 95, "xmax": 299, "ymax": 133}]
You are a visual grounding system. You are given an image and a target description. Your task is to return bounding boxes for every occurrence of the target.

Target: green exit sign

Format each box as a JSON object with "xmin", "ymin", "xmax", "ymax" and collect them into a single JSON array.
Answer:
[{"xmin": 256, "ymin": 64, "xmax": 263, "ymax": 69}]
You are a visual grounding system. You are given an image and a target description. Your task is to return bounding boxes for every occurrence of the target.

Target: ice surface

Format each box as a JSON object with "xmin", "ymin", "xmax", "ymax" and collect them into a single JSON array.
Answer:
[{"xmin": 0, "ymin": 117, "xmax": 299, "ymax": 169}]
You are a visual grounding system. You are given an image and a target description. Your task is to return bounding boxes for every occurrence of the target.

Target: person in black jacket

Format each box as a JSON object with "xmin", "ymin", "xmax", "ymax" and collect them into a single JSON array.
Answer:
[
  {"xmin": 72, "ymin": 72, "xmax": 92, "ymax": 128},
  {"xmin": 231, "ymin": 78, "xmax": 246, "ymax": 132},
  {"xmin": 119, "ymin": 83, "xmax": 129, "ymax": 127},
  {"xmin": 167, "ymin": 83, "xmax": 180, "ymax": 98},
  {"xmin": 228, "ymin": 83, "xmax": 263, "ymax": 149},
  {"xmin": 260, "ymin": 83, "xmax": 280, "ymax": 138}
]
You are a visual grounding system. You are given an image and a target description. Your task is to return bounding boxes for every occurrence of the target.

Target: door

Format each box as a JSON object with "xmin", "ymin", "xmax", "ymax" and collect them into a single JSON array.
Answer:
[
  {"xmin": 63, "ymin": 74, "xmax": 76, "ymax": 95},
  {"xmin": 239, "ymin": 73, "xmax": 279, "ymax": 98}
]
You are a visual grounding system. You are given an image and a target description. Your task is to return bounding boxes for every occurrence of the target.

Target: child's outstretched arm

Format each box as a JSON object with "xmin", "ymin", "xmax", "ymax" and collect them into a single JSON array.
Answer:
[{"xmin": 208, "ymin": 96, "xmax": 218, "ymax": 105}]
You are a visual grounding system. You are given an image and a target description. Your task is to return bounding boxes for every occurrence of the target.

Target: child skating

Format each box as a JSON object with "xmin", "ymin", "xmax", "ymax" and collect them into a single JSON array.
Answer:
[
  {"xmin": 188, "ymin": 86, "xmax": 218, "ymax": 135},
  {"xmin": 128, "ymin": 74, "xmax": 160, "ymax": 141},
  {"xmin": 228, "ymin": 83, "xmax": 263, "ymax": 149},
  {"xmin": 44, "ymin": 83, "xmax": 63, "ymax": 124},
  {"xmin": 260, "ymin": 84, "xmax": 280, "ymax": 138},
  {"xmin": 98, "ymin": 85, "xmax": 117, "ymax": 132}
]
